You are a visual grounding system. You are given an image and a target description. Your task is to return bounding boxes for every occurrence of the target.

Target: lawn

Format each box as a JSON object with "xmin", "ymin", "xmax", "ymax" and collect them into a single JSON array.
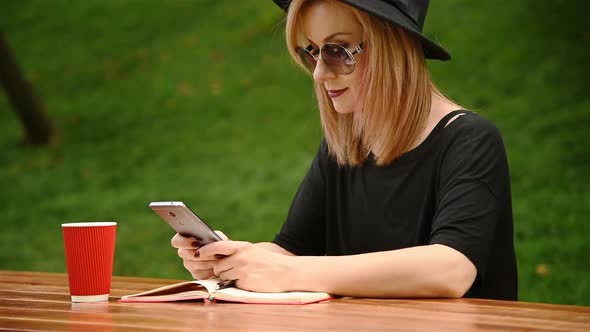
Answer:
[{"xmin": 0, "ymin": 0, "xmax": 588, "ymax": 305}]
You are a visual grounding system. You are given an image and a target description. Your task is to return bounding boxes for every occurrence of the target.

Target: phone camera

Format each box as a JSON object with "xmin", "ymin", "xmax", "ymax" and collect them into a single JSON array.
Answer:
[{"xmin": 168, "ymin": 211, "xmax": 176, "ymax": 217}]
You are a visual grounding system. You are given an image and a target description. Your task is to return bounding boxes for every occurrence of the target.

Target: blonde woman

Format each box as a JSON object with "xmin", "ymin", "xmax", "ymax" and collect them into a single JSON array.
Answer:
[{"xmin": 172, "ymin": 0, "xmax": 517, "ymax": 300}]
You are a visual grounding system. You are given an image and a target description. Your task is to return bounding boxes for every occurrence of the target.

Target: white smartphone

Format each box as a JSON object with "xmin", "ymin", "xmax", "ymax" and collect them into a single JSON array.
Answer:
[{"xmin": 149, "ymin": 201, "xmax": 223, "ymax": 245}]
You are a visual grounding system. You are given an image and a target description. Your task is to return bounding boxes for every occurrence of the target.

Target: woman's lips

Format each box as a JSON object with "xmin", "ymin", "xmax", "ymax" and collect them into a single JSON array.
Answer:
[{"xmin": 328, "ymin": 88, "xmax": 348, "ymax": 98}]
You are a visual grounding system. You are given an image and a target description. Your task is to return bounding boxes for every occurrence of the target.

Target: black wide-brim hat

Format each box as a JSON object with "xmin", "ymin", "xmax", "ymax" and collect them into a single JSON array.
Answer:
[{"xmin": 272, "ymin": 0, "xmax": 451, "ymax": 61}]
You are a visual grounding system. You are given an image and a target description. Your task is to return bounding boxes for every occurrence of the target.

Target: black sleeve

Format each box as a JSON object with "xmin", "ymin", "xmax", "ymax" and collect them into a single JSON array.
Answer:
[
  {"xmin": 429, "ymin": 117, "xmax": 510, "ymax": 279},
  {"xmin": 272, "ymin": 141, "xmax": 327, "ymax": 255}
]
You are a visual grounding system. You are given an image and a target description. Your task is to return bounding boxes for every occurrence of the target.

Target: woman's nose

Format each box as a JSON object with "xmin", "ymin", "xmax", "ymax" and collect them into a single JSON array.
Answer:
[{"xmin": 313, "ymin": 59, "xmax": 337, "ymax": 83}]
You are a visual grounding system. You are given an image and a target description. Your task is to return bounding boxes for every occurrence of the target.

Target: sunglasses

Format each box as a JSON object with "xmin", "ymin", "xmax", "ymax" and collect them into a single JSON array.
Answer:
[{"xmin": 296, "ymin": 42, "xmax": 364, "ymax": 75}]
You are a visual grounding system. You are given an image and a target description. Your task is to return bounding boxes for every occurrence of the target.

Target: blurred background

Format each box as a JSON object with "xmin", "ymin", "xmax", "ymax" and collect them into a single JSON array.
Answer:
[{"xmin": 0, "ymin": 0, "xmax": 588, "ymax": 305}]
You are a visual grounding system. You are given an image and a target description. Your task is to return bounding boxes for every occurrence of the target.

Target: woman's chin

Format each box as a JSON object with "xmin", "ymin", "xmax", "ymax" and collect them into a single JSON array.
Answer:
[{"xmin": 332, "ymin": 104, "xmax": 355, "ymax": 114}]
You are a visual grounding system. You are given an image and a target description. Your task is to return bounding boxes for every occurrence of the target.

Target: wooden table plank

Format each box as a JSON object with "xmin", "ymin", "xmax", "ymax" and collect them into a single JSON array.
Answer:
[
  {"xmin": 0, "ymin": 270, "xmax": 588, "ymax": 332},
  {"xmin": 0, "ymin": 318, "xmax": 170, "ymax": 332}
]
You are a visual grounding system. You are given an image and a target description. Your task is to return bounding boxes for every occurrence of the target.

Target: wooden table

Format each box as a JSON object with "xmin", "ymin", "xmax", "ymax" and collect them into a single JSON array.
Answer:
[{"xmin": 0, "ymin": 270, "xmax": 588, "ymax": 331}]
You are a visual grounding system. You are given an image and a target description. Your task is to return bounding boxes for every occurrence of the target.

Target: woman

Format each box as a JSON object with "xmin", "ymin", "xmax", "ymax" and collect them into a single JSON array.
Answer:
[{"xmin": 172, "ymin": 0, "xmax": 517, "ymax": 300}]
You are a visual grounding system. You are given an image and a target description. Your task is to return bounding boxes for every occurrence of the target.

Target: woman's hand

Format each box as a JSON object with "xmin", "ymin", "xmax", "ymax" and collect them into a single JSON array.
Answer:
[
  {"xmin": 171, "ymin": 231, "xmax": 229, "ymax": 280},
  {"xmin": 198, "ymin": 241, "xmax": 294, "ymax": 292}
]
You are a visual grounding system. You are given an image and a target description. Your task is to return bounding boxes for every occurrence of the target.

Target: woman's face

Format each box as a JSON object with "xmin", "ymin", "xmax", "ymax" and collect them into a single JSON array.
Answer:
[{"xmin": 302, "ymin": 1, "xmax": 365, "ymax": 114}]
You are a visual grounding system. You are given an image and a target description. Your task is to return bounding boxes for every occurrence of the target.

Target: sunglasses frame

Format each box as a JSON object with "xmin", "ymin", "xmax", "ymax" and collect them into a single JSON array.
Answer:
[{"xmin": 297, "ymin": 42, "xmax": 364, "ymax": 75}]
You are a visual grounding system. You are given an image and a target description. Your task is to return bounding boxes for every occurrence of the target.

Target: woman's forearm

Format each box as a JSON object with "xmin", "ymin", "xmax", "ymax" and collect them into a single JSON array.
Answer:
[
  {"xmin": 255, "ymin": 242, "xmax": 295, "ymax": 255},
  {"xmin": 288, "ymin": 244, "xmax": 476, "ymax": 298}
]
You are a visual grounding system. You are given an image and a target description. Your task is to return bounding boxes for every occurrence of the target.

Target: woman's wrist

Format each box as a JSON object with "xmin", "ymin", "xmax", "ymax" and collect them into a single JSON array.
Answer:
[
  {"xmin": 280, "ymin": 255, "xmax": 303, "ymax": 291},
  {"xmin": 255, "ymin": 242, "xmax": 295, "ymax": 255},
  {"xmin": 281, "ymin": 255, "xmax": 321, "ymax": 292}
]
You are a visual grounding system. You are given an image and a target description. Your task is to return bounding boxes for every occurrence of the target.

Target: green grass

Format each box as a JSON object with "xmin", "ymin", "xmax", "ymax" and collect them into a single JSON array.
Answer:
[{"xmin": 1, "ymin": 0, "xmax": 588, "ymax": 305}]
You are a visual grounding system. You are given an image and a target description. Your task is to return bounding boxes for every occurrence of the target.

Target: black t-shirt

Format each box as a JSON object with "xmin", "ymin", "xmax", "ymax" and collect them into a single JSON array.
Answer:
[{"xmin": 273, "ymin": 110, "xmax": 518, "ymax": 301}]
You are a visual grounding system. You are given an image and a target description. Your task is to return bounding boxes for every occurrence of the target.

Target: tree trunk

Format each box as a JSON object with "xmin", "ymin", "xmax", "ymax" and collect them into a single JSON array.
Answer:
[{"xmin": 0, "ymin": 32, "xmax": 54, "ymax": 145}]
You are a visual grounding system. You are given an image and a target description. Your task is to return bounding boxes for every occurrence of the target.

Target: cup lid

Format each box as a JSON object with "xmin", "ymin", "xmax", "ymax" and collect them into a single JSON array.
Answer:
[{"xmin": 61, "ymin": 222, "xmax": 117, "ymax": 227}]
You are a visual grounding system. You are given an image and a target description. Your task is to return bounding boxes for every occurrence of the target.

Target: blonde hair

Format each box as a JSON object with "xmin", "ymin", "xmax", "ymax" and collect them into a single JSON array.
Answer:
[{"xmin": 286, "ymin": 0, "xmax": 443, "ymax": 166}]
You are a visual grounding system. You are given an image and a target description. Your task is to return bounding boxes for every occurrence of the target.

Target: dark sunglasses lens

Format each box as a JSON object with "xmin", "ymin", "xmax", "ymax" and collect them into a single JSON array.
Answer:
[
  {"xmin": 322, "ymin": 44, "xmax": 355, "ymax": 74},
  {"xmin": 297, "ymin": 47, "xmax": 316, "ymax": 72}
]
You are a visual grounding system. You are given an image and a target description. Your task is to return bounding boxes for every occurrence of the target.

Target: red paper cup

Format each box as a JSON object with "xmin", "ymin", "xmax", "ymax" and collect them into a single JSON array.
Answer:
[{"xmin": 62, "ymin": 222, "xmax": 117, "ymax": 302}]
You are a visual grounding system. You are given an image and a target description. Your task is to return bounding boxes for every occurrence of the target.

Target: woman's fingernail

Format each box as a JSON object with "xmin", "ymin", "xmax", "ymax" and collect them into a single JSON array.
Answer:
[
  {"xmin": 194, "ymin": 250, "xmax": 200, "ymax": 258},
  {"xmin": 191, "ymin": 241, "xmax": 200, "ymax": 248}
]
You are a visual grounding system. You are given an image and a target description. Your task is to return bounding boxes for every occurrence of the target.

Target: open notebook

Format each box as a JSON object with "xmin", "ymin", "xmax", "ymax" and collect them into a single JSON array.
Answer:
[{"xmin": 119, "ymin": 278, "xmax": 332, "ymax": 305}]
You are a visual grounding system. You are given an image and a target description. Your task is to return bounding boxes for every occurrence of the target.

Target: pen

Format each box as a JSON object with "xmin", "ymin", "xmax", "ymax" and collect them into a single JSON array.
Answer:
[{"xmin": 214, "ymin": 279, "xmax": 236, "ymax": 290}]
